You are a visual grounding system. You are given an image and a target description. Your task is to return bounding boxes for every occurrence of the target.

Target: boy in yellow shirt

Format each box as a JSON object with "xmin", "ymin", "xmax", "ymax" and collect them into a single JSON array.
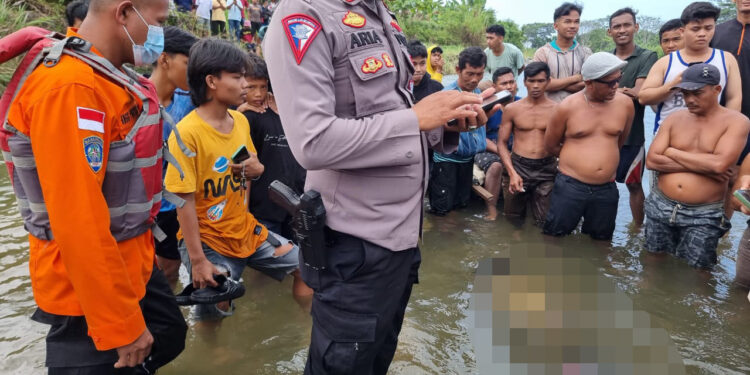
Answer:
[{"xmin": 165, "ymin": 39, "xmax": 310, "ymax": 319}]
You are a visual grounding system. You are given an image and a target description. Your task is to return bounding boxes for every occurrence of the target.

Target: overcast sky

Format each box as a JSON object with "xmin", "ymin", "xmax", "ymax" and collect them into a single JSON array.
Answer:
[{"xmin": 486, "ymin": 1, "xmax": 682, "ymax": 25}]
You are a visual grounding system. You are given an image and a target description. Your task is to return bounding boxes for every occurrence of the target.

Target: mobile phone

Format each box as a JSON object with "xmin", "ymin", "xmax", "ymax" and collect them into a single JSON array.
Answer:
[
  {"xmin": 734, "ymin": 189, "xmax": 750, "ymax": 210},
  {"xmin": 232, "ymin": 145, "xmax": 251, "ymax": 164},
  {"xmin": 446, "ymin": 90, "xmax": 513, "ymax": 127}
]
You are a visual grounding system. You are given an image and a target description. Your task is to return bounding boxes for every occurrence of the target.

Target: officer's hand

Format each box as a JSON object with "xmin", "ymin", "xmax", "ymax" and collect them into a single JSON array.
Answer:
[
  {"xmin": 737, "ymin": 175, "xmax": 750, "ymax": 215},
  {"xmin": 114, "ymin": 329, "xmax": 153, "ymax": 369},
  {"xmin": 230, "ymin": 153, "xmax": 264, "ymax": 179},
  {"xmin": 413, "ymin": 91, "xmax": 482, "ymax": 131},
  {"xmin": 192, "ymin": 258, "xmax": 221, "ymax": 289}
]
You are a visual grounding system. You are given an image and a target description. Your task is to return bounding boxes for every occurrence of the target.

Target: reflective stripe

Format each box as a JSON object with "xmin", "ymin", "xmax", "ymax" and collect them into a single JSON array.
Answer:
[
  {"xmin": 2, "ymin": 150, "xmax": 12, "ymax": 162},
  {"xmin": 17, "ymin": 198, "xmax": 47, "ymax": 213},
  {"xmin": 108, "ymin": 192, "xmax": 162, "ymax": 218},
  {"xmin": 152, "ymin": 223, "xmax": 167, "ymax": 242},
  {"xmin": 162, "ymin": 190, "xmax": 186, "ymax": 209},
  {"xmin": 161, "ymin": 107, "xmax": 196, "ymax": 158},
  {"xmin": 162, "ymin": 147, "xmax": 184, "ymax": 179},
  {"xmin": 106, "ymin": 148, "xmax": 162, "ymax": 172},
  {"xmin": 11, "ymin": 155, "xmax": 36, "ymax": 168}
]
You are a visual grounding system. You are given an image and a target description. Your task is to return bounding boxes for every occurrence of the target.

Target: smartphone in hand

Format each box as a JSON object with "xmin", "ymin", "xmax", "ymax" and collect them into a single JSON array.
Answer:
[
  {"xmin": 446, "ymin": 90, "xmax": 512, "ymax": 127},
  {"xmin": 232, "ymin": 145, "xmax": 251, "ymax": 164}
]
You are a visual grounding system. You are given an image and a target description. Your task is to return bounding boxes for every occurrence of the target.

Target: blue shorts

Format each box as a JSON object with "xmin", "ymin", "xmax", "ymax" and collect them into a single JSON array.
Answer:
[{"xmin": 178, "ymin": 230, "xmax": 299, "ymax": 319}]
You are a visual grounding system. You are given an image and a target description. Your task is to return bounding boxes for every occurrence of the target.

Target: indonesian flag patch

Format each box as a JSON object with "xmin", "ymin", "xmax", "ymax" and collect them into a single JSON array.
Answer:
[
  {"xmin": 282, "ymin": 14, "xmax": 322, "ymax": 65},
  {"xmin": 77, "ymin": 107, "xmax": 105, "ymax": 133}
]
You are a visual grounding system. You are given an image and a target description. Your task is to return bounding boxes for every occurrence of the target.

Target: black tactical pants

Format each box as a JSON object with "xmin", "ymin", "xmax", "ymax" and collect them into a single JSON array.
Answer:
[
  {"xmin": 301, "ymin": 229, "xmax": 421, "ymax": 375},
  {"xmin": 34, "ymin": 268, "xmax": 187, "ymax": 374}
]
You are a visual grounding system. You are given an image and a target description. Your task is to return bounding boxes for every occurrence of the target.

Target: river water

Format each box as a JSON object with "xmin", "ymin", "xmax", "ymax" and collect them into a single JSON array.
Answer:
[{"xmin": 2, "ymin": 82, "xmax": 750, "ymax": 374}]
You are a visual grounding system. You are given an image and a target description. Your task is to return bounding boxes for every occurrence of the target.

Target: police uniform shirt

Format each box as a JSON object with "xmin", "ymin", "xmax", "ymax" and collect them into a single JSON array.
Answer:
[{"xmin": 264, "ymin": 0, "xmax": 458, "ymax": 251}]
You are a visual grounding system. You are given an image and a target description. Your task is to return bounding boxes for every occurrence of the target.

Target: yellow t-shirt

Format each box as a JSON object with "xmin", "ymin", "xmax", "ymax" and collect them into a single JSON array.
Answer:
[
  {"xmin": 165, "ymin": 109, "xmax": 268, "ymax": 258},
  {"xmin": 211, "ymin": 0, "xmax": 227, "ymax": 22}
]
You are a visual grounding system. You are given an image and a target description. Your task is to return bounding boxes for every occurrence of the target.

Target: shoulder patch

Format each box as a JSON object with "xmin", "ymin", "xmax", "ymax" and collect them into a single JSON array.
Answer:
[
  {"xmin": 83, "ymin": 136, "xmax": 104, "ymax": 173},
  {"xmin": 77, "ymin": 107, "xmax": 105, "ymax": 133},
  {"xmin": 342, "ymin": 11, "xmax": 366, "ymax": 28},
  {"xmin": 390, "ymin": 20, "xmax": 402, "ymax": 33},
  {"xmin": 282, "ymin": 14, "xmax": 323, "ymax": 65}
]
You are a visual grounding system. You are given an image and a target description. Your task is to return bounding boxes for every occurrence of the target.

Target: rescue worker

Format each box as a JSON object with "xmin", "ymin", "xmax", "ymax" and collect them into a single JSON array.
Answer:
[
  {"xmin": 264, "ymin": 1, "xmax": 494, "ymax": 373},
  {"xmin": 6, "ymin": 0, "xmax": 186, "ymax": 373}
]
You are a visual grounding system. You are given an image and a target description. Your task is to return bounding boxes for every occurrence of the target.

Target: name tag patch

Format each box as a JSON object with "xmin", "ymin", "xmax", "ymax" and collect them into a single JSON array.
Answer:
[
  {"xmin": 77, "ymin": 107, "xmax": 105, "ymax": 133},
  {"xmin": 83, "ymin": 136, "xmax": 104, "ymax": 173}
]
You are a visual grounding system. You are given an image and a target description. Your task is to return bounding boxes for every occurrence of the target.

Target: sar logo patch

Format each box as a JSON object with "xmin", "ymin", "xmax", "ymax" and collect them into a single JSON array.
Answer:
[
  {"xmin": 361, "ymin": 57, "xmax": 383, "ymax": 74},
  {"xmin": 342, "ymin": 11, "xmax": 366, "ymax": 28},
  {"xmin": 282, "ymin": 14, "xmax": 323, "ymax": 65},
  {"xmin": 83, "ymin": 136, "xmax": 104, "ymax": 173},
  {"xmin": 382, "ymin": 53, "xmax": 394, "ymax": 68}
]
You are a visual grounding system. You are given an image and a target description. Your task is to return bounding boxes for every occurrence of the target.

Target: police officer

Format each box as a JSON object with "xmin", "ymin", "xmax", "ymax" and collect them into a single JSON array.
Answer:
[{"xmin": 264, "ymin": 0, "xmax": 491, "ymax": 373}]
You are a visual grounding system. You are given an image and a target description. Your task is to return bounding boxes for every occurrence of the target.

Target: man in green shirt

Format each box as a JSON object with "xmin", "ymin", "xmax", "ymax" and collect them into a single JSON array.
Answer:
[
  {"xmin": 608, "ymin": 7, "xmax": 658, "ymax": 226},
  {"xmin": 485, "ymin": 24, "xmax": 525, "ymax": 78}
]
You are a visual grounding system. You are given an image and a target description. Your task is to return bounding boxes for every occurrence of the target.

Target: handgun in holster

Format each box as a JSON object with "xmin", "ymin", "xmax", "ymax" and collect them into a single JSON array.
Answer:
[{"xmin": 268, "ymin": 180, "xmax": 327, "ymax": 270}]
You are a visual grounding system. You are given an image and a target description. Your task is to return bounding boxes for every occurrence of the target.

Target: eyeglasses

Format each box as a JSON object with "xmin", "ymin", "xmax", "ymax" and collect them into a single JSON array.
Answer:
[{"xmin": 594, "ymin": 76, "xmax": 622, "ymax": 88}]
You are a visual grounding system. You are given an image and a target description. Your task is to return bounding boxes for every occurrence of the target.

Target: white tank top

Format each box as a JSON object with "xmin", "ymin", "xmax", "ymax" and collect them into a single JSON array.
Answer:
[{"xmin": 654, "ymin": 49, "xmax": 727, "ymax": 134}]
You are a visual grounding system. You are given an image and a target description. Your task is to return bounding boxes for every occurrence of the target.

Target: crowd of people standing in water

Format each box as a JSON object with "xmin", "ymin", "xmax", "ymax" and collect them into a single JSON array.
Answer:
[{"xmin": 5, "ymin": 0, "xmax": 750, "ymax": 373}]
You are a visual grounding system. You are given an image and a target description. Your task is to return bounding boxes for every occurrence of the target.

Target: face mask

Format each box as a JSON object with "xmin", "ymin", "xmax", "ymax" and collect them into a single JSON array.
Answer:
[{"xmin": 122, "ymin": 7, "xmax": 164, "ymax": 66}]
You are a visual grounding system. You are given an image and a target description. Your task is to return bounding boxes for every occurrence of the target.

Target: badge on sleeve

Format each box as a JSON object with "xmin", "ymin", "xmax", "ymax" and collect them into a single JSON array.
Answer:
[
  {"xmin": 282, "ymin": 14, "xmax": 323, "ymax": 65},
  {"xmin": 77, "ymin": 107, "xmax": 105, "ymax": 133},
  {"xmin": 83, "ymin": 136, "xmax": 104, "ymax": 173},
  {"xmin": 342, "ymin": 11, "xmax": 366, "ymax": 28}
]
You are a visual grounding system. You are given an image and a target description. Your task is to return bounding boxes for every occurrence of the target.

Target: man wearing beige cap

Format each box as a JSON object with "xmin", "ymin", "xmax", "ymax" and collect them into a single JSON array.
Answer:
[
  {"xmin": 543, "ymin": 52, "xmax": 634, "ymax": 241},
  {"xmin": 646, "ymin": 63, "xmax": 749, "ymax": 269}
]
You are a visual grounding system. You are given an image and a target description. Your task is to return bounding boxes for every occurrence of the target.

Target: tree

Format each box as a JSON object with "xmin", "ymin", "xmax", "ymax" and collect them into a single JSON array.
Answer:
[
  {"xmin": 522, "ymin": 22, "xmax": 555, "ymax": 49},
  {"xmin": 498, "ymin": 19, "xmax": 526, "ymax": 48},
  {"xmin": 712, "ymin": 0, "xmax": 737, "ymax": 22}
]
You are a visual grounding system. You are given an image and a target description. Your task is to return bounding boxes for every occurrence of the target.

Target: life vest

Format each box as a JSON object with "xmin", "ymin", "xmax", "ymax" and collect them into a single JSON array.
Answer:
[{"xmin": 0, "ymin": 27, "xmax": 193, "ymax": 242}]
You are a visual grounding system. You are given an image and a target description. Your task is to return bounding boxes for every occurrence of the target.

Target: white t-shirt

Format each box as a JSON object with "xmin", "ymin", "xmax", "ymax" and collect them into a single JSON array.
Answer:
[
  {"xmin": 227, "ymin": 0, "xmax": 242, "ymax": 21},
  {"xmin": 196, "ymin": 0, "xmax": 212, "ymax": 20}
]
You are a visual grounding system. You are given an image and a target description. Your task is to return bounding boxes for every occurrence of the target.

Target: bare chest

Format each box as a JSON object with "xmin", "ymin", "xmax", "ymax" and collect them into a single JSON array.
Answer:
[
  {"xmin": 565, "ymin": 107, "xmax": 627, "ymax": 139},
  {"xmin": 668, "ymin": 124, "xmax": 726, "ymax": 153}
]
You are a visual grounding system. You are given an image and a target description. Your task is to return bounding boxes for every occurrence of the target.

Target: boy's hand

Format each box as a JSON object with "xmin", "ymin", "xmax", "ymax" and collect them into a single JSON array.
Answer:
[
  {"xmin": 192, "ymin": 258, "xmax": 220, "ymax": 289},
  {"xmin": 230, "ymin": 153, "xmax": 264, "ymax": 178}
]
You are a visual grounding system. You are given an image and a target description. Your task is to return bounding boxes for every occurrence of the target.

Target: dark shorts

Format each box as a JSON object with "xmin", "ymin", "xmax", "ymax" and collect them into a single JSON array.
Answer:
[
  {"xmin": 251, "ymin": 21, "xmax": 262, "ymax": 34},
  {"xmin": 428, "ymin": 160, "xmax": 473, "ymax": 215},
  {"xmin": 543, "ymin": 174, "xmax": 619, "ymax": 240},
  {"xmin": 33, "ymin": 268, "xmax": 187, "ymax": 374},
  {"xmin": 502, "ymin": 154, "xmax": 557, "ymax": 226},
  {"xmin": 644, "ymin": 188, "xmax": 730, "ymax": 269},
  {"xmin": 474, "ymin": 152, "xmax": 502, "ymax": 173},
  {"xmin": 211, "ymin": 20, "xmax": 226, "ymax": 35},
  {"xmin": 615, "ymin": 144, "xmax": 645, "ymax": 184},
  {"xmin": 155, "ymin": 210, "xmax": 180, "ymax": 260}
]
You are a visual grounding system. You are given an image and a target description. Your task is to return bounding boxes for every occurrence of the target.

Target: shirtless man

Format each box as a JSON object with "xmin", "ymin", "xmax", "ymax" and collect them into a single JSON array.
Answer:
[
  {"xmin": 645, "ymin": 63, "xmax": 749, "ymax": 269},
  {"xmin": 498, "ymin": 62, "xmax": 558, "ymax": 226},
  {"xmin": 543, "ymin": 52, "xmax": 634, "ymax": 240},
  {"xmin": 474, "ymin": 67, "xmax": 518, "ymax": 220}
]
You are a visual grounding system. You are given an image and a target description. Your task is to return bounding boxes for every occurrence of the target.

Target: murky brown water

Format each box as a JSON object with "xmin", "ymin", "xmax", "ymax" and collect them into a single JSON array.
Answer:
[{"xmin": 2, "ymin": 109, "xmax": 750, "ymax": 374}]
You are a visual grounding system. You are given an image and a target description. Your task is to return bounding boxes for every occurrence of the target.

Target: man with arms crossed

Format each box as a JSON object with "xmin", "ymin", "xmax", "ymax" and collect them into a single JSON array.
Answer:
[
  {"xmin": 645, "ymin": 63, "xmax": 749, "ymax": 269},
  {"xmin": 498, "ymin": 62, "xmax": 558, "ymax": 226},
  {"xmin": 608, "ymin": 7, "xmax": 658, "ymax": 226},
  {"xmin": 543, "ymin": 53, "xmax": 634, "ymax": 241}
]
